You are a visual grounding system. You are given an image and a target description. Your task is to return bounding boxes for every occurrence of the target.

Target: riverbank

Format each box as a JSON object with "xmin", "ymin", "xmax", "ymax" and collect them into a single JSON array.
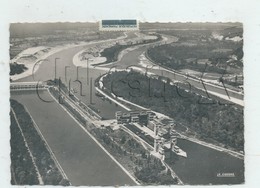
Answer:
[
  {"xmin": 10, "ymin": 43, "xmax": 88, "ymax": 81},
  {"xmin": 10, "ymin": 32, "xmax": 129, "ymax": 81},
  {"xmin": 72, "ymin": 33, "xmax": 165, "ymax": 69}
]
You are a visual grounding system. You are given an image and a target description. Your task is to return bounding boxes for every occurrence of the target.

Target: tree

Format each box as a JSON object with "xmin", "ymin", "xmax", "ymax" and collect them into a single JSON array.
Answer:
[
  {"xmin": 120, "ymin": 136, "xmax": 126, "ymax": 144},
  {"xmin": 59, "ymin": 178, "xmax": 70, "ymax": 186}
]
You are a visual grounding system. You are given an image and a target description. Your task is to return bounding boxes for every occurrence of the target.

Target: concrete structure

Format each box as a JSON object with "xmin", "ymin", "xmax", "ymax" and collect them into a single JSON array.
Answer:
[
  {"xmin": 154, "ymin": 136, "xmax": 161, "ymax": 152},
  {"xmin": 154, "ymin": 123, "xmax": 161, "ymax": 136},
  {"xmin": 153, "ymin": 126, "xmax": 187, "ymax": 160},
  {"xmin": 10, "ymin": 81, "xmax": 46, "ymax": 91},
  {"xmin": 158, "ymin": 128, "xmax": 169, "ymax": 138},
  {"xmin": 116, "ymin": 110, "xmax": 155, "ymax": 125}
]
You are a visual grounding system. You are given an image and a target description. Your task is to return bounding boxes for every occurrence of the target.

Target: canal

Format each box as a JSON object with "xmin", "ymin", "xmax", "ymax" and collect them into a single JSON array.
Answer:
[
  {"xmin": 13, "ymin": 40, "xmax": 244, "ymax": 185},
  {"xmin": 170, "ymin": 139, "xmax": 244, "ymax": 185},
  {"xmin": 11, "ymin": 90, "xmax": 136, "ymax": 186}
]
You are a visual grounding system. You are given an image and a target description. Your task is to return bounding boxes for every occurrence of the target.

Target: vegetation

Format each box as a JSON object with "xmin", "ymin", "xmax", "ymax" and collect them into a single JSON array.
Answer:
[
  {"xmin": 10, "ymin": 22, "xmax": 124, "ymax": 59},
  {"xmin": 10, "ymin": 99, "xmax": 70, "ymax": 185},
  {"xmin": 90, "ymin": 127, "xmax": 178, "ymax": 185},
  {"xmin": 100, "ymin": 44, "xmax": 128, "ymax": 63},
  {"xmin": 10, "ymin": 62, "xmax": 28, "ymax": 75},
  {"xmin": 124, "ymin": 123, "xmax": 154, "ymax": 146},
  {"xmin": 10, "ymin": 112, "xmax": 39, "ymax": 185},
  {"xmin": 157, "ymin": 26, "xmax": 243, "ymax": 42},
  {"xmin": 47, "ymin": 79, "xmax": 179, "ymax": 185},
  {"xmin": 147, "ymin": 41, "xmax": 243, "ymax": 74},
  {"xmin": 99, "ymin": 34, "xmax": 162, "ymax": 64},
  {"xmin": 135, "ymin": 165, "xmax": 177, "ymax": 185},
  {"xmin": 102, "ymin": 71, "xmax": 244, "ymax": 151},
  {"xmin": 148, "ymin": 27, "xmax": 243, "ymax": 77},
  {"xmin": 140, "ymin": 22, "xmax": 242, "ymax": 33}
]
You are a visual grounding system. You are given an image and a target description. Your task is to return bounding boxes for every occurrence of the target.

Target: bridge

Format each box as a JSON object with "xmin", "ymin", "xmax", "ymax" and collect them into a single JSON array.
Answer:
[{"xmin": 10, "ymin": 81, "xmax": 47, "ymax": 91}]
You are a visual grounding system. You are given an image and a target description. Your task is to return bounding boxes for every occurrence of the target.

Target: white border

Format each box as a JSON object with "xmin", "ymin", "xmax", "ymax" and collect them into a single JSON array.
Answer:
[{"xmin": 1, "ymin": 0, "xmax": 260, "ymax": 187}]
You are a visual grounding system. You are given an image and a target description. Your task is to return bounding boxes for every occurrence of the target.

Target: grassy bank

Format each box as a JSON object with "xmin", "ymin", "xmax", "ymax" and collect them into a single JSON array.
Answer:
[{"xmin": 10, "ymin": 99, "xmax": 70, "ymax": 185}]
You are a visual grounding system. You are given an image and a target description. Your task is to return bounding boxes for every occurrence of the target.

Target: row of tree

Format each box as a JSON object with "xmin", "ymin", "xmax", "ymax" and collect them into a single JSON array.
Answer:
[
  {"xmin": 147, "ymin": 38, "xmax": 243, "ymax": 74},
  {"xmin": 10, "ymin": 112, "xmax": 39, "ymax": 185},
  {"xmin": 10, "ymin": 99, "xmax": 70, "ymax": 185},
  {"xmin": 91, "ymin": 127, "xmax": 178, "ymax": 185}
]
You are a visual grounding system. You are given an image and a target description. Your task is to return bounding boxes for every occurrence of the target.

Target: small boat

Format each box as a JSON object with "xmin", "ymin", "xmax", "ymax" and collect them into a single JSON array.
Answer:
[{"xmin": 173, "ymin": 146, "xmax": 187, "ymax": 158}]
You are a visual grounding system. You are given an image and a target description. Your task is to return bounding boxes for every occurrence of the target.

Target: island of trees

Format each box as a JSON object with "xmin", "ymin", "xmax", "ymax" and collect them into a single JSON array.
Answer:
[{"xmin": 10, "ymin": 62, "xmax": 28, "ymax": 75}]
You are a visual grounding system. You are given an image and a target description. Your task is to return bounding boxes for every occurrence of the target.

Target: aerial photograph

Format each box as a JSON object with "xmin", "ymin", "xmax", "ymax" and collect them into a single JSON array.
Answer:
[{"xmin": 9, "ymin": 21, "xmax": 244, "ymax": 186}]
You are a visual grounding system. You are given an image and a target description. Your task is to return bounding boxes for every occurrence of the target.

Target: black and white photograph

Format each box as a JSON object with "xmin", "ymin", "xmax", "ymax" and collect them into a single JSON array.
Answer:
[
  {"xmin": 1, "ymin": 0, "xmax": 260, "ymax": 187},
  {"xmin": 9, "ymin": 21, "xmax": 244, "ymax": 186}
]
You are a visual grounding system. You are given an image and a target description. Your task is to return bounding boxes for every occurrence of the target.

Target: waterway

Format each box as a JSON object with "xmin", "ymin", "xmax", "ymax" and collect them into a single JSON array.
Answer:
[
  {"xmin": 18, "ymin": 44, "xmax": 127, "ymax": 119},
  {"xmin": 171, "ymin": 139, "xmax": 244, "ymax": 185},
  {"xmin": 13, "ymin": 38, "xmax": 244, "ymax": 185},
  {"xmin": 11, "ymin": 90, "xmax": 136, "ymax": 186}
]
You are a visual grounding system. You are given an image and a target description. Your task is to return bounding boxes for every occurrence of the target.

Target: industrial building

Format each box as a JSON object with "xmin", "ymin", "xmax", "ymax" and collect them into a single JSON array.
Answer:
[
  {"xmin": 153, "ymin": 126, "xmax": 187, "ymax": 160},
  {"xmin": 115, "ymin": 110, "xmax": 156, "ymax": 125}
]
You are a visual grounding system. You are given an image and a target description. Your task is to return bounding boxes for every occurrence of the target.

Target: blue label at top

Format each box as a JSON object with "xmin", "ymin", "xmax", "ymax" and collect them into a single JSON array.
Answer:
[{"xmin": 102, "ymin": 20, "xmax": 137, "ymax": 26}]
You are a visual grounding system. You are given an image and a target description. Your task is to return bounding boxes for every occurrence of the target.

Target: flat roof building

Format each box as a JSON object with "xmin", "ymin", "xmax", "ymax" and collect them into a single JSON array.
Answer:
[{"xmin": 116, "ymin": 110, "xmax": 155, "ymax": 125}]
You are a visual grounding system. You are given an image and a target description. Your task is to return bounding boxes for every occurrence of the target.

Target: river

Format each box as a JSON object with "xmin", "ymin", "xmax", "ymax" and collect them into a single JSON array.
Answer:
[
  {"xmin": 13, "ymin": 38, "xmax": 244, "ymax": 185},
  {"xmin": 18, "ymin": 44, "xmax": 128, "ymax": 119}
]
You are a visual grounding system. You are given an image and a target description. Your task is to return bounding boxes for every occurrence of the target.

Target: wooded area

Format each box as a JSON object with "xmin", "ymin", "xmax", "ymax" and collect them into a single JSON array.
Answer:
[{"xmin": 102, "ymin": 71, "xmax": 244, "ymax": 151}]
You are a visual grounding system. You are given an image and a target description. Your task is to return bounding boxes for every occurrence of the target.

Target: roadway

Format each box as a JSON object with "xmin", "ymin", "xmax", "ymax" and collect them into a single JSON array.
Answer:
[{"xmin": 104, "ymin": 44, "xmax": 244, "ymax": 106}]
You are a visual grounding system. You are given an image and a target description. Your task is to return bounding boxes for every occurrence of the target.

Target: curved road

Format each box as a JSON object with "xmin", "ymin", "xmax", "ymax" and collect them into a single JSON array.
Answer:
[{"xmin": 106, "ymin": 44, "xmax": 244, "ymax": 105}]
